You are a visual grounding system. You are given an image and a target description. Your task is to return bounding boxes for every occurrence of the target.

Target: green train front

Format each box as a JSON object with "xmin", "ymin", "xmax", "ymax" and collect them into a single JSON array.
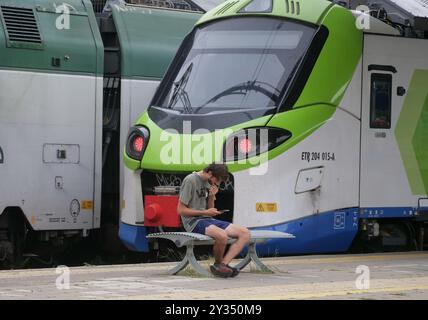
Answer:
[{"xmin": 121, "ymin": 0, "xmax": 364, "ymax": 254}]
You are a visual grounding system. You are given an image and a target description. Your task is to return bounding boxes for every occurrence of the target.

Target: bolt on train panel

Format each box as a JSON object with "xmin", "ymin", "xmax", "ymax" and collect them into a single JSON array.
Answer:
[{"xmin": 122, "ymin": 0, "xmax": 428, "ymax": 255}]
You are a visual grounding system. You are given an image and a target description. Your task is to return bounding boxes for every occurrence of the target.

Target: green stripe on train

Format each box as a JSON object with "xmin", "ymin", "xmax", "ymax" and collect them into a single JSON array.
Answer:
[
  {"xmin": 125, "ymin": 104, "xmax": 336, "ymax": 173},
  {"xmin": 395, "ymin": 70, "xmax": 428, "ymax": 195}
]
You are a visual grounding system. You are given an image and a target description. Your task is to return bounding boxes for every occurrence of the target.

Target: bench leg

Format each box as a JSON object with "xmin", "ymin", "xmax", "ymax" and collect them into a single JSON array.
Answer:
[
  {"xmin": 168, "ymin": 256, "xmax": 189, "ymax": 276},
  {"xmin": 234, "ymin": 243, "xmax": 274, "ymax": 274},
  {"xmin": 234, "ymin": 254, "xmax": 251, "ymax": 271},
  {"xmin": 187, "ymin": 246, "xmax": 213, "ymax": 277},
  {"xmin": 168, "ymin": 244, "xmax": 212, "ymax": 277}
]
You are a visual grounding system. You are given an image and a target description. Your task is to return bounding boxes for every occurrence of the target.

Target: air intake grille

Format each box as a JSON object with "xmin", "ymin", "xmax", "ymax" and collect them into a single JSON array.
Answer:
[
  {"xmin": 285, "ymin": 0, "xmax": 300, "ymax": 15},
  {"xmin": 0, "ymin": 6, "xmax": 41, "ymax": 44}
]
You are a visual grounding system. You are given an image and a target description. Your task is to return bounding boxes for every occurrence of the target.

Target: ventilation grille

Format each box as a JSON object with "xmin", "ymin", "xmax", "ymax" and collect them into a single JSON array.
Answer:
[
  {"xmin": 214, "ymin": 0, "xmax": 239, "ymax": 15},
  {"xmin": 0, "ymin": 6, "xmax": 41, "ymax": 44},
  {"xmin": 285, "ymin": 0, "xmax": 300, "ymax": 15}
]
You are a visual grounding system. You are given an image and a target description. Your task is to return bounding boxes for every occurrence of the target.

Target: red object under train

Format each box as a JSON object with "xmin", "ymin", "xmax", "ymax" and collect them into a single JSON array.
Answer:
[{"xmin": 144, "ymin": 195, "xmax": 181, "ymax": 227}]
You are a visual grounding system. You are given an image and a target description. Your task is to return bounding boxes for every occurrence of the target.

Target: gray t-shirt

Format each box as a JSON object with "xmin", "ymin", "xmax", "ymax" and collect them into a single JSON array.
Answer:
[{"xmin": 179, "ymin": 172, "xmax": 213, "ymax": 232}]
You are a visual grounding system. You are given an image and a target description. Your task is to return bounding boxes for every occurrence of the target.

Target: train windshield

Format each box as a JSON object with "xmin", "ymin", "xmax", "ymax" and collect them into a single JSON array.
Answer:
[{"xmin": 154, "ymin": 17, "xmax": 316, "ymax": 114}]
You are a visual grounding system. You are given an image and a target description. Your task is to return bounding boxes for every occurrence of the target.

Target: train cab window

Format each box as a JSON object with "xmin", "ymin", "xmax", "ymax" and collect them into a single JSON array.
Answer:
[
  {"xmin": 370, "ymin": 73, "xmax": 392, "ymax": 129},
  {"xmin": 154, "ymin": 17, "xmax": 316, "ymax": 113}
]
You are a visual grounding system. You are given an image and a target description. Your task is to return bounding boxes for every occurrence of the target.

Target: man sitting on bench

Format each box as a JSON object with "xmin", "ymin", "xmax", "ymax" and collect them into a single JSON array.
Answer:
[{"xmin": 177, "ymin": 163, "xmax": 251, "ymax": 278}]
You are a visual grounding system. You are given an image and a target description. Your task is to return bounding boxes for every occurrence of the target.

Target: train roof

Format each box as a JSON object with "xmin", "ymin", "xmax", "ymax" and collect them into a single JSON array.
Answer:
[
  {"xmin": 190, "ymin": 0, "xmax": 226, "ymax": 11},
  {"xmin": 388, "ymin": 0, "xmax": 428, "ymax": 18},
  {"xmin": 366, "ymin": 0, "xmax": 428, "ymax": 34},
  {"xmin": 351, "ymin": 10, "xmax": 401, "ymax": 36},
  {"xmin": 196, "ymin": 0, "xmax": 427, "ymax": 38},
  {"xmin": 104, "ymin": 0, "xmax": 225, "ymax": 12},
  {"xmin": 196, "ymin": 0, "xmax": 337, "ymax": 26}
]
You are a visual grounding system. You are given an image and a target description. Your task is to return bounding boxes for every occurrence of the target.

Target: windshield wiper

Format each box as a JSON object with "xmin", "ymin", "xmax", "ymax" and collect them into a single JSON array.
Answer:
[
  {"xmin": 193, "ymin": 80, "xmax": 280, "ymax": 114},
  {"xmin": 178, "ymin": 89, "xmax": 193, "ymax": 114},
  {"xmin": 206, "ymin": 80, "xmax": 279, "ymax": 106},
  {"xmin": 167, "ymin": 63, "xmax": 194, "ymax": 114}
]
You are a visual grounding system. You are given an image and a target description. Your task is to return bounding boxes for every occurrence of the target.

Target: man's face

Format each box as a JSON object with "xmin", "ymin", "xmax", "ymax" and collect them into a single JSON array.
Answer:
[{"xmin": 208, "ymin": 174, "xmax": 221, "ymax": 187}]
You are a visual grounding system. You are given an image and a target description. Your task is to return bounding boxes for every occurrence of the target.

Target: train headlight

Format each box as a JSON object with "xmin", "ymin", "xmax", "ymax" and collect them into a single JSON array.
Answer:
[
  {"xmin": 223, "ymin": 127, "xmax": 291, "ymax": 162},
  {"xmin": 126, "ymin": 126, "xmax": 150, "ymax": 161}
]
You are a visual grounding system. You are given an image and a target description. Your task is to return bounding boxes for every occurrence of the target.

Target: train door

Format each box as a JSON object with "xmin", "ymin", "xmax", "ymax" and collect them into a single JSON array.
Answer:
[{"xmin": 360, "ymin": 34, "xmax": 428, "ymax": 217}]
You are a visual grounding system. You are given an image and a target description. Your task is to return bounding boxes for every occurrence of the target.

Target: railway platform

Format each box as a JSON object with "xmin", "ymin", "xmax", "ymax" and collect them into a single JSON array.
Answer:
[{"xmin": 0, "ymin": 252, "xmax": 427, "ymax": 300}]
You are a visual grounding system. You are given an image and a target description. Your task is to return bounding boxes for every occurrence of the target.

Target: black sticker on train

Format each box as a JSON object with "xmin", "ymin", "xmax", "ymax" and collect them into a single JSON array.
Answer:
[
  {"xmin": 301, "ymin": 152, "xmax": 335, "ymax": 163},
  {"xmin": 0, "ymin": 146, "xmax": 3, "ymax": 164}
]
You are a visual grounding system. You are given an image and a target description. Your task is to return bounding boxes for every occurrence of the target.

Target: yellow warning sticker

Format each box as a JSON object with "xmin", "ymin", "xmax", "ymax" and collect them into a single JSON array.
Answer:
[
  {"xmin": 256, "ymin": 203, "xmax": 278, "ymax": 213},
  {"xmin": 81, "ymin": 200, "xmax": 93, "ymax": 210}
]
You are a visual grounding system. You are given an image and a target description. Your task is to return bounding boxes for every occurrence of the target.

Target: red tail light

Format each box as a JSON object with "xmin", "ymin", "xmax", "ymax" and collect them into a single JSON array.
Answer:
[
  {"xmin": 132, "ymin": 136, "xmax": 145, "ymax": 153},
  {"xmin": 126, "ymin": 126, "xmax": 150, "ymax": 161},
  {"xmin": 239, "ymin": 138, "xmax": 253, "ymax": 154},
  {"xmin": 223, "ymin": 127, "xmax": 292, "ymax": 162}
]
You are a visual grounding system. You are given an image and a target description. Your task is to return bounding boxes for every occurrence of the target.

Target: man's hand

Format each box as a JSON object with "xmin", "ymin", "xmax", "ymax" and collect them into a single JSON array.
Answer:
[
  {"xmin": 209, "ymin": 184, "xmax": 219, "ymax": 197},
  {"xmin": 204, "ymin": 208, "xmax": 220, "ymax": 217}
]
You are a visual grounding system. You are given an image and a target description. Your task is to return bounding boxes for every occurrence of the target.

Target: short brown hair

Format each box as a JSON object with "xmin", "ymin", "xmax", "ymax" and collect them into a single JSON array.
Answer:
[{"xmin": 203, "ymin": 163, "xmax": 229, "ymax": 182}]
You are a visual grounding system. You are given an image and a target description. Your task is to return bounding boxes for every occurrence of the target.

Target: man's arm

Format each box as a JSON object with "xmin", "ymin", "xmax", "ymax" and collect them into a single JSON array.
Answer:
[
  {"xmin": 177, "ymin": 201, "xmax": 219, "ymax": 217},
  {"xmin": 177, "ymin": 178, "xmax": 219, "ymax": 217},
  {"xmin": 207, "ymin": 184, "xmax": 218, "ymax": 209},
  {"xmin": 207, "ymin": 196, "xmax": 215, "ymax": 210}
]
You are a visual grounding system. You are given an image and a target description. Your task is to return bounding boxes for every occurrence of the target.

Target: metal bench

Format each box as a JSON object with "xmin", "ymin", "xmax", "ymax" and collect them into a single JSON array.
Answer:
[{"xmin": 147, "ymin": 230, "xmax": 295, "ymax": 277}]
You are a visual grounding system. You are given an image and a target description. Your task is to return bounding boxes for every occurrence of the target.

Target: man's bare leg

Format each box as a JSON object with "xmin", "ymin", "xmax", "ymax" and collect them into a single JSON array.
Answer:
[
  {"xmin": 205, "ymin": 225, "xmax": 228, "ymax": 264},
  {"xmin": 222, "ymin": 224, "xmax": 251, "ymax": 265}
]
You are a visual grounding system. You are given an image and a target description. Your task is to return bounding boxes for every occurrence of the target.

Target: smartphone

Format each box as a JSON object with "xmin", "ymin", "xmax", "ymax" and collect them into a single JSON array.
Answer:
[{"xmin": 218, "ymin": 209, "xmax": 230, "ymax": 214}]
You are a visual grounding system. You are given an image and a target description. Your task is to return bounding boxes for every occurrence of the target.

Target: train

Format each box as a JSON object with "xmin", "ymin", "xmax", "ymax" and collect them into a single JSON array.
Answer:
[
  {"xmin": 121, "ymin": 0, "xmax": 428, "ymax": 256},
  {"xmin": 0, "ymin": 0, "xmax": 222, "ymax": 267}
]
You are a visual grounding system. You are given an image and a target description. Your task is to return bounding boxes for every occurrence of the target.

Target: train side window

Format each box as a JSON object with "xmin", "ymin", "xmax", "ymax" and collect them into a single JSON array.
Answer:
[{"xmin": 370, "ymin": 73, "xmax": 392, "ymax": 129}]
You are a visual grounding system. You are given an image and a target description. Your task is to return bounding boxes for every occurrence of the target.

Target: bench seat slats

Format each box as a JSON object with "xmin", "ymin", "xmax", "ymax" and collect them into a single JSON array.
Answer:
[
  {"xmin": 147, "ymin": 230, "xmax": 295, "ymax": 248},
  {"xmin": 147, "ymin": 232, "xmax": 212, "ymax": 241}
]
